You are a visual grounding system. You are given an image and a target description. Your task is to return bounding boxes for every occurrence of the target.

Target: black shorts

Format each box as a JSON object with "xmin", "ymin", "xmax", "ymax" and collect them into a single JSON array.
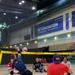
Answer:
[{"xmin": 21, "ymin": 70, "xmax": 33, "ymax": 75}]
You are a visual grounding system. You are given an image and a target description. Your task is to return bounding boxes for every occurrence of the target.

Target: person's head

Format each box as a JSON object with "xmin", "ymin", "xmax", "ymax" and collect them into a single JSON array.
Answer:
[
  {"xmin": 10, "ymin": 59, "xmax": 14, "ymax": 63},
  {"xmin": 53, "ymin": 54, "xmax": 61, "ymax": 64},
  {"xmin": 63, "ymin": 57, "xmax": 68, "ymax": 63},
  {"xmin": 10, "ymin": 54, "xmax": 16, "ymax": 61},
  {"xmin": 35, "ymin": 58, "xmax": 39, "ymax": 62}
]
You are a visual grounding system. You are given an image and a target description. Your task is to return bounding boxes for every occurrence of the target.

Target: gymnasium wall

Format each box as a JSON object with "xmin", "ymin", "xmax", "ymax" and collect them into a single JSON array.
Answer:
[
  {"xmin": 9, "ymin": 4, "xmax": 75, "ymax": 50},
  {"xmin": 9, "ymin": 27, "xmax": 32, "ymax": 44},
  {"xmin": 35, "ymin": 4, "xmax": 75, "ymax": 49}
]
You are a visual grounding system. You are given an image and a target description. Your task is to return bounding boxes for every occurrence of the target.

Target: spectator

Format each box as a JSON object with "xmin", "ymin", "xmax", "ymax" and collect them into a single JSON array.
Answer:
[{"xmin": 47, "ymin": 54, "xmax": 73, "ymax": 75}]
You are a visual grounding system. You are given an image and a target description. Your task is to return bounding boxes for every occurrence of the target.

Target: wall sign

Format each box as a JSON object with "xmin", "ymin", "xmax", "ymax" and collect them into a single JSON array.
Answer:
[
  {"xmin": 72, "ymin": 11, "xmax": 75, "ymax": 27},
  {"xmin": 35, "ymin": 16, "xmax": 63, "ymax": 36}
]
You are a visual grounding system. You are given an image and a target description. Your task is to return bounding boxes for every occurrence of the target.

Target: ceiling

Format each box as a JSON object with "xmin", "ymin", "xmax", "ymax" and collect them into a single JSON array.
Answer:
[
  {"xmin": 0, "ymin": 0, "xmax": 59, "ymax": 30},
  {"xmin": 37, "ymin": 0, "xmax": 59, "ymax": 10}
]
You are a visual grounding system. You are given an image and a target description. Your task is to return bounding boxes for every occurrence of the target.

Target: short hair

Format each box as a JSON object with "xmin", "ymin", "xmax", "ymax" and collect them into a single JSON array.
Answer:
[{"xmin": 10, "ymin": 54, "xmax": 16, "ymax": 59}]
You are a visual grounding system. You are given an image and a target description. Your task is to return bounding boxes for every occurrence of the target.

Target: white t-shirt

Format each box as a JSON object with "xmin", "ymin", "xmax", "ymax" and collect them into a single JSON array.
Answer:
[
  {"xmin": 62, "ymin": 61, "xmax": 71, "ymax": 69},
  {"xmin": 62, "ymin": 61, "xmax": 71, "ymax": 75}
]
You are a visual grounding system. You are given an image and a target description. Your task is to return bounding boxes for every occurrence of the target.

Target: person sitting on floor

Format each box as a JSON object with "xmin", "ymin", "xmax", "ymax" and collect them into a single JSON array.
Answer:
[{"xmin": 32, "ymin": 58, "xmax": 47, "ymax": 73}]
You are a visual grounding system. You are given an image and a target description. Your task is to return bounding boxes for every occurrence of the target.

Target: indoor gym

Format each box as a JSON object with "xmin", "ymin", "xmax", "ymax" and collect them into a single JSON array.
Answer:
[{"xmin": 0, "ymin": 0, "xmax": 75, "ymax": 75}]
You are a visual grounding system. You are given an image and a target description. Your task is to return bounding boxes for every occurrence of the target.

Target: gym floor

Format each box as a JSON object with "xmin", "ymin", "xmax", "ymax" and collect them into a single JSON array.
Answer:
[{"xmin": 0, "ymin": 64, "xmax": 75, "ymax": 75}]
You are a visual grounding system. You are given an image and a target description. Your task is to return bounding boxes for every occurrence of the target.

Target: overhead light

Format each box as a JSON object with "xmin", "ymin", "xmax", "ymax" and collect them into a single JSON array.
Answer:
[
  {"xmin": 44, "ymin": 39, "xmax": 47, "ymax": 42},
  {"xmin": 54, "ymin": 37, "xmax": 58, "ymax": 40},
  {"xmin": 10, "ymin": 46, "xmax": 12, "ymax": 48},
  {"xmin": 27, "ymin": 43, "xmax": 29, "ymax": 45},
  {"xmin": 20, "ymin": 44, "xmax": 22, "ymax": 46},
  {"xmin": 32, "ymin": 6, "xmax": 36, "ymax": 10},
  {"xmin": 14, "ymin": 45, "xmax": 17, "ymax": 47},
  {"xmin": 35, "ymin": 41, "xmax": 37, "ymax": 44},
  {"xmin": 3, "ymin": 13, "xmax": 6, "ymax": 15},
  {"xmin": 15, "ymin": 16, "xmax": 18, "ymax": 19},
  {"xmin": 67, "ymin": 34, "xmax": 71, "ymax": 38},
  {"xmin": 19, "ymin": 2, "xmax": 22, "ymax": 5},
  {"xmin": 6, "ymin": 47, "xmax": 8, "ymax": 49},
  {"xmin": 21, "ymin": 0, "xmax": 25, "ymax": 3}
]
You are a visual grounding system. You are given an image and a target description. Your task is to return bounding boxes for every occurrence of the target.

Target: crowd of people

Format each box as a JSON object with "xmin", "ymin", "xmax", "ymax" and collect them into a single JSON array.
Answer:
[{"xmin": 7, "ymin": 47, "xmax": 73, "ymax": 75}]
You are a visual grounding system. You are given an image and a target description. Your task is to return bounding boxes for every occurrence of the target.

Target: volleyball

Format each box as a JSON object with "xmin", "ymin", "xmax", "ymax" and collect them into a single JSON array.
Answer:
[{"xmin": 22, "ymin": 47, "xmax": 28, "ymax": 52}]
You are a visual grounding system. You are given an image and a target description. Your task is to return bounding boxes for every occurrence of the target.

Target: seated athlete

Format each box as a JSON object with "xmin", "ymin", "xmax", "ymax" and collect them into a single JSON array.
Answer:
[
  {"xmin": 8, "ymin": 59, "xmax": 19, "ymax": 75},
  {"xmin": 62, "ymin": 56, "xmax": 71, "ymax": 75},
  {"xmin": 10, "ymin": 47, "xmax": 33, "ymax": 75},
  {"xmin": 32, "ymin": 58, "xmax": 47, "ymax": 72}
]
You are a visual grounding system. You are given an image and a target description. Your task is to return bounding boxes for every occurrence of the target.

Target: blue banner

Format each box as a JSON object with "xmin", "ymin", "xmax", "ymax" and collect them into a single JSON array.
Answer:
[
  {"xmin": 66, "ymin": 13, "xmax": 69, "ymax": 29},
  {"xmin": 35, "ymin": 16, "xmax": 63, "ymax": 36},
  {"xmin": 72, "ymin": 11, "xmax": 75, "ymax": 27}
]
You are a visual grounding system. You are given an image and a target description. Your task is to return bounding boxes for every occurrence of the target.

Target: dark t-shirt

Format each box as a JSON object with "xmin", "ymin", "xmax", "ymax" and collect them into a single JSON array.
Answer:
[
  {"xmin": 12, "ymin": 54, "xmax": 26, "ymax": 74},
  {"xmin": 33, "ymin": 62, "xmax": 41, "ymax": 68},
  {"xmin": 12, "ymin": 59, "xmax": 26, "ymax": 74}
]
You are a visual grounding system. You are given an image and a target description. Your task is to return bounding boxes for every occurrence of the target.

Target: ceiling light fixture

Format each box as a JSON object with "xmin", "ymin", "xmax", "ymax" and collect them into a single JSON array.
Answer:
[
  {"xmin": 6, "ymin": 47, "xmax": 8, "ymax": 48},
  {"xmin": 20, "ymin": 44, "xmax": 23, "ymax": 46},
  {"xmin": 15, "ymin": 16, "xmax": 18, "ymax": 19},
  {"xmin": 3, "ymin": 13, "xmax": 6, "ymax": 15},
  {"xmin": 35, "ymin": 41, "xmax": 37, "ymax": 44},
  {"xmin": 10, "ymin": 46, "xmax": 12, "ymax": 48},
  {"xmin": 67, "ymin": 34, "xmax": 71, "ymax": 38},
  {"xmin": 27, "ymin": 43, "xmax": 29, "ymax": 45},
  {"xmin": 19, "ymin": 2, "xmax": 22, "ymax": 5},
  {"xmin": 44, "ymin": 39, "xmax": 47, "ymax": 42},
  {"xmin": 14, "ymin": 45, "xmax": 17, "ymax": 47},
  {"xmin": 54, "ymin": 37, "xmax": 58, "ymax": 40},
  {"xmin": 32, "ymin": 6, "xmax": 36, "ymax": 10},
  {"xmin": 21, "ymin": 0, "xmax": 25, "ymax": 3}
]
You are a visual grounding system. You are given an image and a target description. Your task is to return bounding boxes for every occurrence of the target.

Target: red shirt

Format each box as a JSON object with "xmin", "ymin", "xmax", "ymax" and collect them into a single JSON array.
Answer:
[
  {"xmin": 47, "ymin": 63, "xmax": 69, "ymax": 75},
  {"xmin": 8, "ymin": 62, "xmax": 12, "ymax": 67}
]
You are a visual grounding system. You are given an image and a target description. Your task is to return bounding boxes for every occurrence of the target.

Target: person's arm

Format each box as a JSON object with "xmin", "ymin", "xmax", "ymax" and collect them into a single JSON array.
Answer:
[
  {"xmin": 16, "ymin": 47, "xmax": 22, "ymax": 60},
  {"xmin": 64, "ymin": 64, "xmax": 73, "ymax": 74},
  {"xmin": 67, "ymin": 69, "xmax": 73, "ymax": 74},
  {"xmin": 17, "ymin": 53, "xmax": 21, "ymax": 60}
]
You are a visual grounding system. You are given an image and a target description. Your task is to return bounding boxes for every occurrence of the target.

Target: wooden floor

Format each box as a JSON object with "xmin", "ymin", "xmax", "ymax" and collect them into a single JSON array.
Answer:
[{"xmin": 0, "ymin": 64, "xmax": 75, "ymax": 75}]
